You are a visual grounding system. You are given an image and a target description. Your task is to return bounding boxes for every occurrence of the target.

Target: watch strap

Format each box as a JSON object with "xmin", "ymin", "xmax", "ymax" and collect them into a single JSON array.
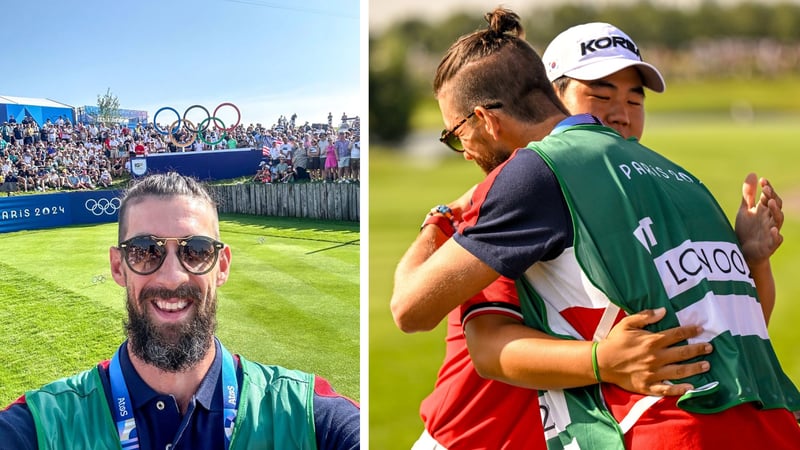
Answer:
[{"xmin": 421, "ymin": 213, "xmax": 456, "ymax": 237}]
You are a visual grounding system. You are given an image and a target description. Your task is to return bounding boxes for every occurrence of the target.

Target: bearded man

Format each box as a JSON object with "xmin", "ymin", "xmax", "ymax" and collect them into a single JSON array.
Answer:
[{"xmin": 0, "ymin": 172, "xmax": 360, "ymax": 449}]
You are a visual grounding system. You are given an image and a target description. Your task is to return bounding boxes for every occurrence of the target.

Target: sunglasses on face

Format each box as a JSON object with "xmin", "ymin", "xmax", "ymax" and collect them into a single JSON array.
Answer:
[
  {"xmin": 439, "ymin": 102, "xmax": 503, "ymax": 152},
  {"xmin": 118, "ymin": 235, "xmax": 225, "ymax": 276}
]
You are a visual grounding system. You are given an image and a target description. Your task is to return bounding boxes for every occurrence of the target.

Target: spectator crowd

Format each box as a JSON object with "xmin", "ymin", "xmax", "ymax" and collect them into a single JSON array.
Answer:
[
  {"xmin": 0, "ymin": 110, "xmax": 360, "ymax": 196},
  {"xmin": 252, "ymin": 113, "xmax": 361, "ymax": 185},
  {"xmin": 0, "ymin": 115, "xmax": 120, "ymax": 195}
]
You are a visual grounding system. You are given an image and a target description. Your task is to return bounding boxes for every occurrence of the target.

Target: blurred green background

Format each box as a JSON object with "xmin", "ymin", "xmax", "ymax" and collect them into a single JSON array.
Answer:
[{"xmin": 369, "ymin": 1, "xmax": 800, "ymax": 449}]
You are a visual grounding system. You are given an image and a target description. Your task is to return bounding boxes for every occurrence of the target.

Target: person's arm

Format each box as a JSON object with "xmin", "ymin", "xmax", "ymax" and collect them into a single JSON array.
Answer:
[
  {"xmin": 465, "ymin": 308, "xmax": 713, "ymax": 397},
  {"xmin": 735, "ymin": 173, "xmax": 784, "ymax": 324},
  {"xmin": 390, "ymin": 185, "xmax": 500, "ymax": 333},
  {"xmin": 312, "ymin": 376, "xmax": 360, "ymax": 450},
  {"xmin": 393, "ymin": 151, "xmax": 574, "ymax": 333},
  {"xmin": 392, "ymin": 225, "xmax": 500, "ymax": 333},
  {"xmin": 0, "ymin": 400, "xmax": 38, "ymax": 450}
]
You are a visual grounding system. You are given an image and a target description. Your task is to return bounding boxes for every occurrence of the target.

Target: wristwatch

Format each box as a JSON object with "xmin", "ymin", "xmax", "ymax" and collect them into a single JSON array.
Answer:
[
  {"xmin": 429, "ymin": 204, "xmax": 454, "ymax": 220},
  {"xmin": 420, "ymin": 204, "xmax": 456, "ymax": 236}
]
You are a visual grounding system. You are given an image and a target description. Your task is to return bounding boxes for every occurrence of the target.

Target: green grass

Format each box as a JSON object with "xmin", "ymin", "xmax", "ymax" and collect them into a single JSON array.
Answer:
[
  {"xmin": 369, "ymin": 152, "xmax": 481, "ymax": 447},
  {"xmin": 369, "ymin": 113, "xmax": 800, "ymax": 449},
  {"xmin": 645, "ymin": 76, "xmax": 800, "ymax": 114},
  {"xmin": 0, "ymin": 214, "xmax": 359, "ymax": 405}
]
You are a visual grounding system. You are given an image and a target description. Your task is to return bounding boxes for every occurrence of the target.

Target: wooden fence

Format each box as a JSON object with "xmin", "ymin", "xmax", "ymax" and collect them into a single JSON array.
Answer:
[{"xmin": 210, "ymin": 182, "xmax": 360, "ymax": 222}]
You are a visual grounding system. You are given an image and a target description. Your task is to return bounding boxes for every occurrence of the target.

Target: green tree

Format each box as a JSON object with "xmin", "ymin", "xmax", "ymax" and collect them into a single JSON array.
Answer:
[
  {"xmin": 97, "ymin": 88, "xmax": 121, "ymax": 125},
  {"xmin": 369, "ymin": 34, "xmax": 417, "ymax": 144}
]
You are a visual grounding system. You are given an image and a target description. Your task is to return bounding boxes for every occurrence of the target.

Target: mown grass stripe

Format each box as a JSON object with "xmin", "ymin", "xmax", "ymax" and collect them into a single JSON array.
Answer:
[{"xmin": 0, "ymin": 261, "xmax": 123, "ymax": 403}]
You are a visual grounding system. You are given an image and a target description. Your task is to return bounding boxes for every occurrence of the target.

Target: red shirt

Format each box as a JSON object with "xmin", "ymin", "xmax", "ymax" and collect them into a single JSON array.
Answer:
[{"xmin": 419, "ymin": 277, "xmax": 546, "ymax": 450}]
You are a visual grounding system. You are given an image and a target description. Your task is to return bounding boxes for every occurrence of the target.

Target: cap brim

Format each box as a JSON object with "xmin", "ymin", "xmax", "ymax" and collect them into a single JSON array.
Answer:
[{"xmin": 564, "ymin": 58, "xmax": 665, "ymax": 93}]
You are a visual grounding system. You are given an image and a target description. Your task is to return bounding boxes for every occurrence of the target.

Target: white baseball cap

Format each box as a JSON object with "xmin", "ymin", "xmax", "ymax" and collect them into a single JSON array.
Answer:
[{"xmin": 543, "ymin": 22, "xmax": 665, "ymax": 93}]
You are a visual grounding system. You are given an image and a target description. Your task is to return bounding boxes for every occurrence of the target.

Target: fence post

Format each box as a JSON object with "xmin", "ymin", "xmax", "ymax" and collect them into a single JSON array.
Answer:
[{"xmin": 212, "ymin": 183, "xmax": 358, "ymax": 221}]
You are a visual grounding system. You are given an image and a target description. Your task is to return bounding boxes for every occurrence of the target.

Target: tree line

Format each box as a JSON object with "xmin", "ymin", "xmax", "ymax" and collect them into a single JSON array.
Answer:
[{"xmin": 370, "ymin": 1, "xmax": 800, "ymax": 143}]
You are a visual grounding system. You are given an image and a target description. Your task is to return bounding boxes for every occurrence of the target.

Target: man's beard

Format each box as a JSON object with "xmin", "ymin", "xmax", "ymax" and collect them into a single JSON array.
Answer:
[
  {"xmin": 468, "ymin": 135, "xmax": 514, "ymax": 174},
  {"xmin": 474, "ymin": 147, "xmax": 513, "ymax": 174},
  {"xmin": 475, "ymin": 151, "xmax": 508, "ymax": 174},
  {"xmin": 125, "ymin": 283, "xmax": 217, "ymax": 372}
]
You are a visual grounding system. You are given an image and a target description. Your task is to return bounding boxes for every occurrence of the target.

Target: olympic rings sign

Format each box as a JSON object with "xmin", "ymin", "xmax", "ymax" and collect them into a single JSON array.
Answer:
[
  {"xmin": 152, "ymin": 103, "xmax": 240, "ymax": 147},
  {"xmin": 85, "ymin": 197, "xmax": 121, "ymax": 216}
]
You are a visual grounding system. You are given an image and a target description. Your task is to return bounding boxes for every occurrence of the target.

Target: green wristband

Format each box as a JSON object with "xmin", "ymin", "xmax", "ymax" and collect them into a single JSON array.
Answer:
[{"xmin": 592, "ymin": 341, "xmax": 602, "ymax": 383}]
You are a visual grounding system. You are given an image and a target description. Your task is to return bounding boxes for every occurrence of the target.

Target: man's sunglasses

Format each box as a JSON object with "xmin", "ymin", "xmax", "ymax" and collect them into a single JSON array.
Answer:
[
  {"xmin": 439, "ymin": 103, "xmax": 503, "ymax": 152},
  {"xmin": 118, "ymin": 235, "xmax": 225, "ymax": 276}
]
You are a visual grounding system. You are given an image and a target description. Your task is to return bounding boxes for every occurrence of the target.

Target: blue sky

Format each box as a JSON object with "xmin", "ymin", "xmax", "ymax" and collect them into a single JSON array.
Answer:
[{"xmin": 2, "ymin": 0, "xmax": 360, "ymax": 128}]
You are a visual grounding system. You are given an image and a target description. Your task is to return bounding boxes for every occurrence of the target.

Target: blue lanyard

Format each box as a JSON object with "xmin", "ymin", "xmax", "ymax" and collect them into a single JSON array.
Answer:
[
  {"xmin": 221, "ymin": 344, "xmax": 238, "ymax": 446},
  {"xmin": 550, "ymin": 113, "xmax": 602, "ymax": 135},
  {"xmin": 109, "ymin": 342, "xmax": 239, "ymax": 449}
]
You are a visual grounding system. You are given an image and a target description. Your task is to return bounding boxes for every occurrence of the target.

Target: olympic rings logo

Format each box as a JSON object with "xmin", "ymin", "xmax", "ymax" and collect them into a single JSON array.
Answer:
[
  {"xmin": 152, "ymin": 103, "xmax": 241, "ymax": 148},
  {"xmin": 85, "ymin": 197, "xmax": 121, "ymax": 216}
]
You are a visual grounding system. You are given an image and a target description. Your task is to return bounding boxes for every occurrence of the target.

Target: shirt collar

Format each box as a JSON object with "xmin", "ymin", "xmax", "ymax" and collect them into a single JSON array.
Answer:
[
  {"xmin": 549, "ymin": 113, "xmax": 603, "ymax": 136},
  {"xmin": 119, "ymin": 338, "xmax": 223, "ymax": 412}
]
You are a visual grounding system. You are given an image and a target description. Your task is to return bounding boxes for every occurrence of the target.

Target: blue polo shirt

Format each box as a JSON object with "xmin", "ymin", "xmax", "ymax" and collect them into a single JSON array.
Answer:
[{"xmin": 0, "ymin": 340, "xmax": 360, "ymax": 449}]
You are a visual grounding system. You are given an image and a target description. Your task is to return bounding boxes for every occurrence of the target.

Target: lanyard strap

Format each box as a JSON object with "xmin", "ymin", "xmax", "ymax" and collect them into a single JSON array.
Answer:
[
  {"xmin": 109, "ymin": 349, "xmax": 140, "ymax": 450},
  {"xmin": 221, "ymin": 344, "xmax": 238, "ymax": 446},
  {"xmin": 109, "ymin": 342, "xmax": 239, "ymax": 449}
]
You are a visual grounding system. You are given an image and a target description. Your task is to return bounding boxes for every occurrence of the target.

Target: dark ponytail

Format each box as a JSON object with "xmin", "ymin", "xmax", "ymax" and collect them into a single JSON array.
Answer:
[
  {"xmin": 484, "ymin": 8, "xmax": 525, "ymax": 41},
  {"xmin": 433, "ymin": 7, "xmax": 567, "ymax": 123}
]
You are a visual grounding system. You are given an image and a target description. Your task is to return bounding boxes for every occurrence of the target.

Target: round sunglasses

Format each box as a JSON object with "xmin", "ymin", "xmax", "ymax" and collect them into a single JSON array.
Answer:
[
  {"xmin": 118, "ymin": 235, "xmax": 225, "ymax": 276},
  {"xmin": 439, "ymin": 102, "xmax": 503, "ymax": 152}
]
